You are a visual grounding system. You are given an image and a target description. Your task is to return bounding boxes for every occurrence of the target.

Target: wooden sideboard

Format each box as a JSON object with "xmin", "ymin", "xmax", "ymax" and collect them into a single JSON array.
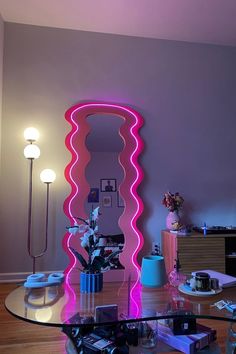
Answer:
[{"xmin": 161, "ymin": 230, "xmax": 236, "ymax": 276}]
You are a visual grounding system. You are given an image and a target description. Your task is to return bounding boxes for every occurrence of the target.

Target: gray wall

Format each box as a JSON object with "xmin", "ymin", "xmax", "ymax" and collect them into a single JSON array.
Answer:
[
  {"xmin": 0, "ymin": 15, "xmax": 3, "ymax": 174},
  {"xmin": 1, "ymin": 23, "xmax": 236, "ymax": 276}
]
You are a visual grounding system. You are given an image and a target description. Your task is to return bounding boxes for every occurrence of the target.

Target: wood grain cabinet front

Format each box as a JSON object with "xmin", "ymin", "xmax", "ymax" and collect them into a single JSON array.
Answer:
[{"xmin": 161, "ymin": 230, "xmax": 228, "ymax": 276}]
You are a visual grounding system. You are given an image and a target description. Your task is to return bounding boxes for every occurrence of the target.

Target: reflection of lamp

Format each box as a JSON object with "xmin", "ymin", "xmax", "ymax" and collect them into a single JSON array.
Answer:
[
  {"xmin": 35, "ymin": 307, "xmax": 53, "ymax": 322},
  {"xmin": 24, "ymin": 127, "xmax": 56, "ymax": 273}
]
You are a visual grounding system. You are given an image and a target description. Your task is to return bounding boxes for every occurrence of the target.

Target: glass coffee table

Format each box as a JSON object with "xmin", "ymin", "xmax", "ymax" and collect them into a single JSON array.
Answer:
[{"xmin": 5, "ymin": 280, "xmax": 236, "ymax": 353}]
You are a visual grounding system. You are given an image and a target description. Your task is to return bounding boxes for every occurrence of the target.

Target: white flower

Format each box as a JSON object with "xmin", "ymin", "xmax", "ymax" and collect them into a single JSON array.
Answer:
[
  {"xmin": 68, "ymin": 206, "xmax": 100, "ymax": 250},
  {"xmin": 78, "ymin": 224, "xmax": 89, "ymax": 233},
  {"xmin": 80, "ymin": 238, "xmax": 88, "ymax": 248},
  {"xmin": 80, "ymin": 232, "xmax": 90, "ymax": 247},
  {"xmin": 68, "ymin": 223, "xmax": 79, "ymax": 235},
  {"xmin": 92, "ymin": 207, "xmax": 99, "ymax": 221},
  {"xmin": 68, "ymin": 222, "xmax": 89, "ymax": 235},
  {"xmin": 87, "ymin": 228, "xmax": 95, "ymax": 237}
]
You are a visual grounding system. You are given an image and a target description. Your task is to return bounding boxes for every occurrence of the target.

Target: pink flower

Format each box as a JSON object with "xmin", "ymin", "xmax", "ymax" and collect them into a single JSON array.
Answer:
[{"xmin": 162, "ymin": 191, "xmax": 184, "ymax": 212}]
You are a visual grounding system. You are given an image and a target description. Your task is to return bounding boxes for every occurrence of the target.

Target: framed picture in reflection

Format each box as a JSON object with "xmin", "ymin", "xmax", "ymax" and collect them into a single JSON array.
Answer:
[
  {"xmin": 100, "ymin": 179, "xmax": 117, "ymax": 192},
  {"xmin": 88, "ymin": 188, "xmax": 99, "ymax": 203},
  {"xmin": 102, "ymin": 195, "xmax": 112, "ymax": 208}
]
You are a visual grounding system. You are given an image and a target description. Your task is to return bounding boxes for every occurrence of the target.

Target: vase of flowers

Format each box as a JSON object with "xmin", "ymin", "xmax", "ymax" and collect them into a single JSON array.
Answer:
[
  {"xmin": 162, "ymin": 192, "xmax": 184, "ymax": 231},
  {"xmin": 67, "ymin": 207, "xmax": 121, "ymax": 293}
]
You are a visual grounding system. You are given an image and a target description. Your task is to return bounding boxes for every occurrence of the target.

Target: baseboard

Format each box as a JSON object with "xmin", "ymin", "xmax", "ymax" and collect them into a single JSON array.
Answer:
[
  {"xmin": 0, "ymin": 270, "xmax": 64, "ymax": 283},
  {"xmin": 1, "ymin": 269, "xmax": 138, "ymax": 283}
]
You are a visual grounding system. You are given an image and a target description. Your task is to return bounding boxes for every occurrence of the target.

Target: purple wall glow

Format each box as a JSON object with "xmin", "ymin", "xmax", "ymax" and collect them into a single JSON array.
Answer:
[{"xmin": 1, "ymin": 22, "xmax": 236, "ymax": 276}]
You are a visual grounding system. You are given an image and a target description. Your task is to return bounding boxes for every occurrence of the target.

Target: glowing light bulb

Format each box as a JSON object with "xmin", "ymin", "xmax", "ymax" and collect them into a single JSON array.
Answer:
[
  {"xmin": 40, "ymin": 169, "xmax": 56, "ymax": 183},
  {"xmin": 24, "ymin": 127, "xmax": 39, "ymax": 142},
  {"xmin": 24, "ymin": 144, "xmax": 40, "ymax": 159}
]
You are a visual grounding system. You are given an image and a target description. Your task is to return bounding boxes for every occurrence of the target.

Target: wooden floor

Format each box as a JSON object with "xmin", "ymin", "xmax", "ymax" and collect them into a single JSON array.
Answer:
[
  {"xmin": 0, "ymin": 283, "xmax": 234, "ymax": 353},
  {"xmin": 0, "ymin": 284, "xmax": 67, "ymax": 354}
]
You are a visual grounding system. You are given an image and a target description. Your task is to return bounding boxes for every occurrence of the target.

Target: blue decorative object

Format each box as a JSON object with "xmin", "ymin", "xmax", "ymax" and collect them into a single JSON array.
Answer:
[
  {"xmin": 80, "ymin": 272, "xmax": 103, "ymax": 293},
  {"xmin": 140, "ymin": 255, "xmax": 167, "ymax": 288},
  {"xmin": 24, "ymin": 272, "xmax": 65, "ymax": 288}
]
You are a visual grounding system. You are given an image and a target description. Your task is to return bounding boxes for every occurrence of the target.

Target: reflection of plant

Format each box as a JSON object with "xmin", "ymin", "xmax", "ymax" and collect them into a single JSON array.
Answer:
[
  {"xmin": 66, "ymin": 207, "xmax": 121, "ymax": 274},
  {"xmin": 162, "ymin": 192, "xmax": 184, "ymax": 212}
]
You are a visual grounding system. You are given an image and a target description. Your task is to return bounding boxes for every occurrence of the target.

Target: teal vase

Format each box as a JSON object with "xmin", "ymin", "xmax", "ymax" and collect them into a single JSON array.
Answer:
[
  {"xmin": 140, "ymin": 255, "xmax": 167, "ymax": 288},
  {"xmin": 80, "ymin": 272, "xmax": 103, "ymax": 293}
]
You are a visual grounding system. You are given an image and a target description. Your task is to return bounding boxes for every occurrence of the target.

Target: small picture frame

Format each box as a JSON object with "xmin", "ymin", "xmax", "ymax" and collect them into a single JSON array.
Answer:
[
  {"xmin": 117, "ymin": 191, "xmax": 125, "ymax": 208},
  {"xmin": 100, "ymin": 179, "xmax": 117, "ymax": 192},
  {"xmin": 102, "ymin": 195, "xmax": 112, "ymax": 208},
  {"xmin": 88, "ymin": 188, "xmax": 99, "ymax": 203}
]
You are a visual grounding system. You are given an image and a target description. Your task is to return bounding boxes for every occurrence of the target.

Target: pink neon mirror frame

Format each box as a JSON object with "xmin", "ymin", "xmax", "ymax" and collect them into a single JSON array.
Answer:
[{"xmin": 63, "ymin": 102, "xmax": 144, "ymax": 282}]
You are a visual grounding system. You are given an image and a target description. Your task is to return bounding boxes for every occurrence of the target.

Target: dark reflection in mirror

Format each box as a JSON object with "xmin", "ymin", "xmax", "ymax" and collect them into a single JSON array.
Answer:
[{"xmin": 85, "ymin": 115, "xmax": 125, "ymax": 270}]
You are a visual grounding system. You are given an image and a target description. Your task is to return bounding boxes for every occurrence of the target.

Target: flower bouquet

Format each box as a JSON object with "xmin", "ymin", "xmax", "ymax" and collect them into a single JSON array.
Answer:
[
  {"xmin": 162, "ymin": 192, "xmax": 184, "ymax": 212},
  {"xmin": 162, "ymin": 192, "xmax": 184, "ymax": 231}
]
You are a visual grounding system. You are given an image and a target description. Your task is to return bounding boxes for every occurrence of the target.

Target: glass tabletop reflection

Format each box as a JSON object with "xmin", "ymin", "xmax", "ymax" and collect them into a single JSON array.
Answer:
[{"xmin": 5, "ymin": 281, "xmax": 236, "ymax": 328}]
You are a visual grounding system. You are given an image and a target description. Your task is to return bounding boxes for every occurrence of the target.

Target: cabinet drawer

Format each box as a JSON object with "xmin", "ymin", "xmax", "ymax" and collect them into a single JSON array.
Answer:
[{"xmin": 178, "ymin": 237, "xmax": 225, "ymax": 274}]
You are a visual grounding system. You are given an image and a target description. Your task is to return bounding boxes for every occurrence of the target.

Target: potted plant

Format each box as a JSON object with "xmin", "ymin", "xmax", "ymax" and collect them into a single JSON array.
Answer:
[
  {"xmin": 162, "ymin": 192, "xmax": 184, "ymax": 231},
  {"xmin": 67, "ymin": 207, "xmax": 121, "ymax": 292}
]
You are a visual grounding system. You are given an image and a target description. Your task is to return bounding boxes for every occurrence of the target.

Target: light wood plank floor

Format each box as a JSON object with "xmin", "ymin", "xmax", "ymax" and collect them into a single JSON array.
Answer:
[
  {"xmin": 0, "ymin": 283, "xmax": 67, "ymax": 354},
  {"xmin": 1, "ymin": 283, "xmax": 234, "ymax": 353}
]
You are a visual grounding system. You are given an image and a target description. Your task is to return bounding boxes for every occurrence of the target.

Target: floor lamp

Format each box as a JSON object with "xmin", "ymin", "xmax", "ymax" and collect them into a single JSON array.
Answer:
[{"xmin": 24, "ymin": 127, "xmax": 56, "ymax": 274}]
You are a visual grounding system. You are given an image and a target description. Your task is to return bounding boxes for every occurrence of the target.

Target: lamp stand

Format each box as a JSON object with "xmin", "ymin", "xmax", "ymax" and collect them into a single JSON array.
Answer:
[{"xmin": 27, "ymin": 159, "xmax": 50, "ymax": 274}]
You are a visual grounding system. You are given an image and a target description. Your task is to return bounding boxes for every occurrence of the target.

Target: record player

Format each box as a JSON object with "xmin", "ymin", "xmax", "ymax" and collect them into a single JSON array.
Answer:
[{"xmin": 193, "ymin": 225, "xmax": 236, "ymax": 235}]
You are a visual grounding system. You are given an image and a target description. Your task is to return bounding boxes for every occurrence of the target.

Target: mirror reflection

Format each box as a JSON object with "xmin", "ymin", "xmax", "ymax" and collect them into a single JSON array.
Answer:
[{"xmin": 85, "ymin": 115, "xmax": 125, "ymax": 270}]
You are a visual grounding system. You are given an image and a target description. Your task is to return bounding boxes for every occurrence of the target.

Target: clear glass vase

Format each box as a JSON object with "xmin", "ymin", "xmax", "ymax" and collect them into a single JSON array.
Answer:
[{"xmin": 168, "ymin": 269, "xmax": 187, "ymax": 287}]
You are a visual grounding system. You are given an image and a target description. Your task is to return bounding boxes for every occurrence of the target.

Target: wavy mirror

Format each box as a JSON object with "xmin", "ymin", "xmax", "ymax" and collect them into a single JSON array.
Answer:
[{"xmin": 63, "ymin": 102, "xmax": 144, "ymax": 283}]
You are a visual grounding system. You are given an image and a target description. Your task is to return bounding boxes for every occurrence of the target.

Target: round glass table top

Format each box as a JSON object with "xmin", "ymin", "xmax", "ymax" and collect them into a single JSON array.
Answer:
[{"xmin": 5, "ymin": 281, "xmax": 236, "ymax": 328}]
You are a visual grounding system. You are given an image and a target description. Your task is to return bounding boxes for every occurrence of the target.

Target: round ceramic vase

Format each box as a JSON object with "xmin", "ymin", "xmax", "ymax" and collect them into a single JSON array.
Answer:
[{"xmin": 166, "ymin": 210, "xmax": 180, "ymax": 230}]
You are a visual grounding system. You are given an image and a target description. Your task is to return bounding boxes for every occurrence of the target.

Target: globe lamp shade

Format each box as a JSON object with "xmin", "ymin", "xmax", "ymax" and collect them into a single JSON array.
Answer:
[
  {"xmin": 24, "ymin": 144, "xmax": 40, "ymax": 159},
  {"xmin": 24, "ymin": 127, "xmax": 39, "ymax": 142},
  {"xmin": 40, "ymin": 169, "xmax": 56, "ymax": 184}
]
